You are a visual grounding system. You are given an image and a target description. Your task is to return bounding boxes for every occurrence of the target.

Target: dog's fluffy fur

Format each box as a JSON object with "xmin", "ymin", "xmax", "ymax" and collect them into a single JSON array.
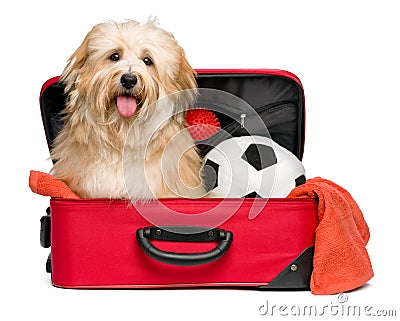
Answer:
[{"xmin": 51, "ymin": 20, "xmax": 205, "ymax": 199}]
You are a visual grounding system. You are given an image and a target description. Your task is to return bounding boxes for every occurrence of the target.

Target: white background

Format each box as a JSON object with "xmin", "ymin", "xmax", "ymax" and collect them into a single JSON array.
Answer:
[{"xmin": 1, "ymin": 0, "xmax": 399, "ymax": 320}]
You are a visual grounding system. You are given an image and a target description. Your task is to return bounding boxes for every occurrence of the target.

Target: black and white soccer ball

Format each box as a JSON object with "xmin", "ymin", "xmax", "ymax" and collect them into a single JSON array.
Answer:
[{"xmin": 203, "ymin": 136, "xmax": 306, "ymax": 198}]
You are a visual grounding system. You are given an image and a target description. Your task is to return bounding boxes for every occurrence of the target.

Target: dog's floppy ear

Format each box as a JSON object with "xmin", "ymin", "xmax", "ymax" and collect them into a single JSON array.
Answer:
[
  {"xmin": 177, "ymin": 50, "xmax": 197, "ymax": 92},
  {"xmin": 60, "ymin": 29, "xmax": 92, "ymax": 86},
  {"xmin": 173, "ymin": 51, "xmax": 198, "ymax": 124}
]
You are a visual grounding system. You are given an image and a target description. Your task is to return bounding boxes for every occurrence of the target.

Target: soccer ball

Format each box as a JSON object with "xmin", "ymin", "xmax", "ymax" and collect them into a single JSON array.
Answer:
[{"xmin": 202, "ymin": 135, "xmax": 306, "ymax": 198}]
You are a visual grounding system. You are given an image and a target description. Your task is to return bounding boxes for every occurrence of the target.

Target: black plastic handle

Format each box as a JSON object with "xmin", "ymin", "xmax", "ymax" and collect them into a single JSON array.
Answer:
[
  {"xmin": 40, "ymin": 208, "xmax": 51, "ymax": 248},
  {"xmin": 136, "ymin": 226, "xmax": 233, "ymax": 266}
]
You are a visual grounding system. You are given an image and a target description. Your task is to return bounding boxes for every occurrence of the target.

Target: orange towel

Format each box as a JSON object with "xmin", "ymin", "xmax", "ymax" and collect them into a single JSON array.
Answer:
[
  {"xmin": 29, "ymin": 170, "xmax": 80, "ymax": 199},
  {"xmin": 288, "ymin": 177, "xmax": 374, "ymax": 295}
]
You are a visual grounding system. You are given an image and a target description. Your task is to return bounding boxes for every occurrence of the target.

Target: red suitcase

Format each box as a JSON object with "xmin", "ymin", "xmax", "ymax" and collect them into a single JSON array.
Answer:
[{"xmin": 39, "ymin": 69, "xmax": 318, "ymax": 289}]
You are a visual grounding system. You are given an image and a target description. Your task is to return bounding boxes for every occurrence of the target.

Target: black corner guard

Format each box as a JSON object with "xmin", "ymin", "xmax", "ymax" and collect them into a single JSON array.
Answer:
[
  {"xmin": 46, "ymin": 253, "xmax": 52, "ymax": 273},
  {"xmin": 258, "ymin": 247, "xmax": 314, "ymax": 290},
  {"xmin": 136, "ymin": 226, "xmax": 233, "ymax": 266}
]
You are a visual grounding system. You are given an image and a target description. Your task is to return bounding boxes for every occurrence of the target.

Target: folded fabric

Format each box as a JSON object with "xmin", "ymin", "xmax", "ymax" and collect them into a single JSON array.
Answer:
[
  {"xmin": 288, "ymin": 177, "xmax": 373, "ymax": 295},
  {"xmin": 29, "ymin": 170, "xmax": 80, "ymax": 199}
]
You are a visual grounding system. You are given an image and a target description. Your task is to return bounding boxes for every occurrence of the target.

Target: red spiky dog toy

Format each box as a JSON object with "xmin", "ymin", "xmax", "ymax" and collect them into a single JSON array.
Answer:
[{"xmin": 186, "ymin": 108, "xmax": 221, "ymax": 140}]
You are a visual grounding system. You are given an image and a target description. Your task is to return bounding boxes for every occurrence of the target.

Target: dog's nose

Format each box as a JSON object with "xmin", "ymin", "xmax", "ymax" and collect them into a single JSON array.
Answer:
[{"xmin": 120, "ymin": 74, "xmax": 138, "ymax": 89}]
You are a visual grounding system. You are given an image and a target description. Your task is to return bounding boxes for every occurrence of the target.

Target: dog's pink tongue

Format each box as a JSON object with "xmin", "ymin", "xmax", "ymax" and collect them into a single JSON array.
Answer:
[{"xmin": 116, "ymin": 96, "xmax": 137, "ymax": 117}]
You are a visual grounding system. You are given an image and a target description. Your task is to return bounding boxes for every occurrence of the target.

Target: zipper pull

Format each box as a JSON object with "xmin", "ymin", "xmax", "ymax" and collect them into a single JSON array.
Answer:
[{"xmin": 240, "ymin": 113, "xmax": 246, "ymax": 128}]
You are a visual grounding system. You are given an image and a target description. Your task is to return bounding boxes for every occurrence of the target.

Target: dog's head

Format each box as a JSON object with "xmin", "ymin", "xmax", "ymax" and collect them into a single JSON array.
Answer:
[{"xmin": 61, "ymin": 19, "xmax": 197, "ymax": 125}]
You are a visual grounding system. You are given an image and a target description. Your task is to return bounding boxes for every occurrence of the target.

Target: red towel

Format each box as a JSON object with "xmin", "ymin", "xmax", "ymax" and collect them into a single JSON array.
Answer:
[
  {"xmin": 29, "ymin": 170, "xmax": 80, "ymax": 199},
  {"xmin": 288, "ymin": 177, "xmax": 374, "ymax": 295}
]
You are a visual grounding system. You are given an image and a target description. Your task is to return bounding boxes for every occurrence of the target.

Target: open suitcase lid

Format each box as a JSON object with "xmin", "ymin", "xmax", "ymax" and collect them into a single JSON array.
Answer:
[{"xmin": 39, "ymin": 69, "xmax": 305, "ymax": 160}]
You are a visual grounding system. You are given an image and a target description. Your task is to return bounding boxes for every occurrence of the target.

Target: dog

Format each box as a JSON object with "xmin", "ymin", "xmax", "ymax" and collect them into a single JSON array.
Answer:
[{"xmin": 51, "ymin": 19, "xmax": 205, "ymax": 199}]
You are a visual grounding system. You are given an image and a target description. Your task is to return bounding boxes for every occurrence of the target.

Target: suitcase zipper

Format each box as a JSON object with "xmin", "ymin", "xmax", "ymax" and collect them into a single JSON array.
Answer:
[
  {"xmin": 240, "ymin": 113, "xmax": 246, "ymax": 128},
  {"xmin": 254, "ymin": 100, "xmax": 296, "ymax": 114},
  {"xmin": 227, "ymin": 101, "xmax": 295, "ymax": 132}
]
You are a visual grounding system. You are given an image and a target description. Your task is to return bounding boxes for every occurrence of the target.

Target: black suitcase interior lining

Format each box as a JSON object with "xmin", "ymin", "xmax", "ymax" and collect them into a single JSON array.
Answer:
[{"xmin": 40, "ymin": 73, "xmax": 304, "ymax": 160}]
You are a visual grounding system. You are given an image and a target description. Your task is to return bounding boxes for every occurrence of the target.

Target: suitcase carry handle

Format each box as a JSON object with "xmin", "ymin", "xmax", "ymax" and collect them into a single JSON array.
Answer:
[{"xmin": 136, "ymin": 226, "xmax": 233, "ymax": 266}]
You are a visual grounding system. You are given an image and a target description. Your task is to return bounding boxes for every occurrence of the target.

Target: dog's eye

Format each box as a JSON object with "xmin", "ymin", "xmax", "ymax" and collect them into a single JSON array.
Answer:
[
  {"xmin": 109, "ymin": 53, "xmax": 120, "ymax": 62},
  {"xmin": 143, "ymin": 57, "xmax": 153, "ymax": 66}
]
